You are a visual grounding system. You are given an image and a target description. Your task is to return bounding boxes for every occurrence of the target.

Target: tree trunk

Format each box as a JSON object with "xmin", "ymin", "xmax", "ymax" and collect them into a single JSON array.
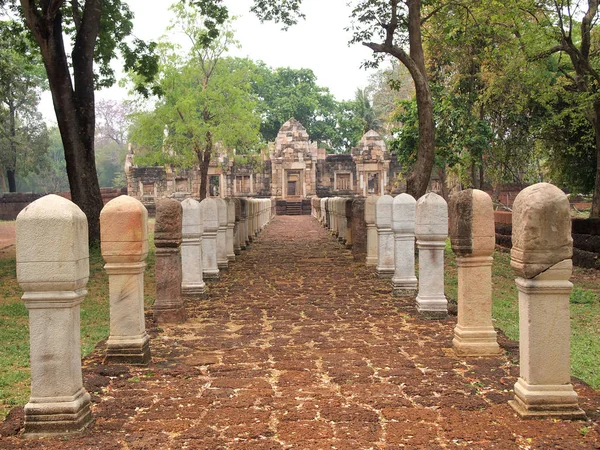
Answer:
[
  {"xmin": 21, "ymin": 1, "xmax": 104, "ymax": 243},
  {"xmin": 8, "ymin": 100, "xmax": 16, "ymax": 192},
  {"xmin": 198, "ymin": 131, "xmax": 213, "ymax": 201},
  {"xmin": 591, "ymin": 101, "xmax": 600, "ymax": 217},
  {"xmin": 404, "ymin": 0, "xmax": 435, "ymax": 200}
]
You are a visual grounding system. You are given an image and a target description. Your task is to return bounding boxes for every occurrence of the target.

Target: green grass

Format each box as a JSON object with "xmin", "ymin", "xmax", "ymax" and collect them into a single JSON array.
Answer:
[
  {"xmin": 0, "ymin": 222, "xmax": 156, "ymax": 419},
  {"xmin": 445, "ymin": 244, "xmax": 600, "ymax": 389}
]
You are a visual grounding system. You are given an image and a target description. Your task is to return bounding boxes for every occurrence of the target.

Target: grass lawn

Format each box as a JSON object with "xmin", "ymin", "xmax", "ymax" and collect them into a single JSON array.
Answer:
[{"xmin": 0, "ymin": 223, "xmax": 598, "ymax": 418}]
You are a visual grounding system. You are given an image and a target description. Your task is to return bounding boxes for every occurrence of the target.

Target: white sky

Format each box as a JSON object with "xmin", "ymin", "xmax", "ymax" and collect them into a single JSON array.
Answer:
[{"xmin": 40, "ymin": 0, "xmax": 380, "ymax": 123}]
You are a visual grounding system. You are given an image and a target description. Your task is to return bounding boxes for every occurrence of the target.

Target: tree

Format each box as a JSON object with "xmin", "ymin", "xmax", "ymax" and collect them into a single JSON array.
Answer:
[
  {"xmin": 0, "ymin": 20, "xmax": 48, "ymax": 192},
  {"xmin": 95, "ymin": 100, "xmax": 131, "ymax": 188},
  {"xmin": 129, "ymin": 4, "xmax": 260, "ymax": 200},
  {"xmin": 347, "ymin": 0, "xmax": 436, "ymax": 199},
  {"xmin": 2, "ymin": 0, "xmax": 158, "ymax": 242}
]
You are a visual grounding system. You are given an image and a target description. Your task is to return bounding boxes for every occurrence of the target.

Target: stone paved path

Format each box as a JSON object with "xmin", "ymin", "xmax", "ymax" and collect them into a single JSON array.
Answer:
[{"xmin": 2, "ymin": 215, "xmax": 600, "ymax": 449}]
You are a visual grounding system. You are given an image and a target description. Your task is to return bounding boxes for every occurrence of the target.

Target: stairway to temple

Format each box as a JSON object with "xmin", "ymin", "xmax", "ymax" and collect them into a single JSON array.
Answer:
[{"xmin": 285, "ymin": 201, "xmax": 303, "ymax": 215}]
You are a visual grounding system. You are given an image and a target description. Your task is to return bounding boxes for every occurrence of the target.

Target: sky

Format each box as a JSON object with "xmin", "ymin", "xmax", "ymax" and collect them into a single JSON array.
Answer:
[{"xmin": 39, "ymin": 0, "xmax": 380, "ymax": 123}]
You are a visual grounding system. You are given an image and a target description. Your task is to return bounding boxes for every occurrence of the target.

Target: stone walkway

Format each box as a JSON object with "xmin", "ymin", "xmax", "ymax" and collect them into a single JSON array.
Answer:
[{"xmin": 2, "ymin": 215, "xmax": 600, "ymax": 449}]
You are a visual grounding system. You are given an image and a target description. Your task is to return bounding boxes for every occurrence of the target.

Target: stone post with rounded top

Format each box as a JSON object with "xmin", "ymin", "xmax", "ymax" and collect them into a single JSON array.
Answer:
[
  {"xmin": 201, "ymin": 197, "xmax": 220, "ymax": 280},
  {"xmin": 181, "ymin": 198, "xmax": 206, "ymax": 298},
  {"xmin": 391, "ymin": 193, "xmax": 418, "ymax": 296},
  {"xmin": 449, "ymin": 189, "xmax": 500, "ymax": 356},
  {"xmin": 365, "ymin": 196, "xmax": 380, "ymax": 266},
  {"xmin": 16, "ymin": 194, "xmax": 92, "ymax": 437},
  {"xmin": 154, "ymin": 198, "xmax": 186, "ymax": 323},
  {"xmin": 415, "ymin": 192, "xmax": 448, "ymax": 318},
  {"xmin": 226, "ymin": 198, "xmax": 236, "ymax": 261},
  {"xmin": 101, "ymin": 195, "xmax": 151, "ymax": 365},
  {"xmin": 376, "ymin": 195, "xmax": 395, "ymax": 278},
  {"xmin": 509, "ymin": 182, "xmax": 585, "ymax": 419},
  {"xmin": 215, "ymin": 198, "xmax": 229, "ymax": 270}
]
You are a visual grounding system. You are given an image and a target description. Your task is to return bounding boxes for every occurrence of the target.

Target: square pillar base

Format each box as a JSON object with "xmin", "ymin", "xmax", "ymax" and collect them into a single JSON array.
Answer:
[
  {"xmin": 104, "ymin": 334, "xmax": 151, "ymax": 365},
  {"xmin": 452, "ymin": 325, "xmax": 501, "ymax": 356},
  {"xmin": 376, "ymin": 267, "xmax": 395, "ymax": 279},
  {"xmin": 509, "ymin": 378, "xmax": 586, "ymax": 419},
  {"xmin": 24, "ymin": 387, "xmax": 92, "ymax": 438},
  {"xmin": 416, "ymin": 295, "xmax": 448, "ymax": 319},
  {"xmin": 154, "ymin": 305, "xmax": 186, "ymax": 324}
]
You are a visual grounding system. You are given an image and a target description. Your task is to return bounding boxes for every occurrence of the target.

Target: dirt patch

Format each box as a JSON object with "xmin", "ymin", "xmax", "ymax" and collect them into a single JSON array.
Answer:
[{"xmin": 0, "ymin": 221, "xmax": 15, "ymax": 259}]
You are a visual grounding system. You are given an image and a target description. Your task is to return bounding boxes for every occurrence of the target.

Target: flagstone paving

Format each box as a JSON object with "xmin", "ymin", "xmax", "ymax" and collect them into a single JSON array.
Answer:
[{"xmin": 2, "ymin": 215, "xmax": 600, "ymax": 449}]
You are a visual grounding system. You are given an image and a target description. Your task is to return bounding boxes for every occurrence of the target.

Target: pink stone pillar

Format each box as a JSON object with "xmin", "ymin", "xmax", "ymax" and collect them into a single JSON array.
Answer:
[
  {"xmin": 509, "ymin": 183, "xmax": 584, "ymax": 419},
  {"xmin": 449, "ymin": 189, "xmax": 499, "ymax": 356},
  {"xmin": 101, "ymin": 195, "xmax": 151, "ymax": 364},
  {"xmin": 16, "ymin": 194, "xmax": 92, "ymax": 437},
  {"xmin": 154, "ymin": 199, "xmax": 186, "ymax": 323}
]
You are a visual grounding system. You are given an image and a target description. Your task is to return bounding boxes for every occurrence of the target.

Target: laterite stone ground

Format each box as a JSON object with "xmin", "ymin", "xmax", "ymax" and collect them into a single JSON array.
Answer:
[{"xmin": 1, "ymin": 215, "xmax": 600, "ymax": 448}]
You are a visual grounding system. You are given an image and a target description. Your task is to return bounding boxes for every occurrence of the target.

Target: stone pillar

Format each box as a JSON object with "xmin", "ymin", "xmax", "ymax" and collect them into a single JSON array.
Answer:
[
  {"xmin": 365, "ymin": 196, "xmax": 380, "ymax": 266},
  {"xmin": 351, "ymin": 198, "xmax": 367, "ymax": 262},
  {"xmin": 449, "ymin": 189, "xmax": 499, "ymax": 356},
  {"xmin": 215, "ymin": 198, "xmax": 229, "ymax": 270},
  {"xmin": 391, "ymin": 193, "xmax": 418, "ymax": 297},
  {"xmin": 200, "ymin": 197, "xmax": 220, "ymax": 280},
  {"xmin": 415, "ymin": 193, "xmax": 448, "ymax": 318},
  {"xmin": 239, "ymin": 198, "xmax": 248, "ymax": 249},
  {"xmin": 233, "ymin": 198, "xmax": 242, "ymax": 256},
  {"xmin": 376, "ymin": 195, "xmax": 395, "ymax": 278},
  {"xmin": 226, "ymin": 199, "xmax": 235, "ymax": 261},
  {"xmin": 16, "ymin": 194, "xmax": 92, "ymax": 436},
  {"xmin": 508, "ymin": 183, "xmax": 585, "ymax": 419},
  {"xmin": 344, "ymin": 199, "xmax": 353, "ymax": 249},
  {"xmin": 101, "ymin": 195, "xmax": 151, "ymax": 364},
  {"xmin": 181, "ymin": 198, "xmax": 206, "ymax": 298},
  {"xmin": 154, "ymin": 199, "xmax": 186, "ymax": 323}
]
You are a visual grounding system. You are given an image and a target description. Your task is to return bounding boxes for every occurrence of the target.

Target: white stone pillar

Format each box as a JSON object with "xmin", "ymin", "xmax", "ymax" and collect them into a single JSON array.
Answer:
[
  {"xmin": 215, "ymin": 198, "xmax": 229, "ymax": 270},
  {"xmin": 365, "ymin": 196, "xmax": 379, "ymax": 266},
  {"xmin": 391, "ymin": 193, "xmax": 417, "ymax": 296},
  {"xmin": 16, "ymin": 194, "xmax": 92, "ymax": 436},
  {"xmin": 509, "ymin": 183, "xmax": 584, "ymax": 419},
  {"xmin": 375, "ymin": 195, "xmax": 395, "ymax": 278},
  {"xmin": 415, "ymin": 192, "xmax": 448, "ymax": 318},
  {"xmin": 226, "ymin": 198, "xmax": 236, "ymax": 261},
  {"xmin": 181, "ymin": 198, "xmax": 206, "ymax": 298},
  {"xmin": 200, "ymin": 198, "xmax": 220, "ymax": 280},
  {"xmin": 449, "ymin": 189, "xmax": 499, "ymax": 356},
  {"xmin": 101, "ymin": 195, "xmax": 152, "ymax": 364}
]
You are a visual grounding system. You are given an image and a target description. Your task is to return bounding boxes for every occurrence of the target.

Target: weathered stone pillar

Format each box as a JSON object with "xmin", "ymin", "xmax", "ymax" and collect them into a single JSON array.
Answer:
[
  {"xmin": 154, "ymin": 198, "xmax": 186, "ymax": 323},
  {"xmin": 365, "ymin": 196, "xmax": 380, "ymax": 266},
  {"xmin": 392, "ymin": 193, "xmax": 418, "ymax": 297},
  {"xmin": 239, "ymin": 198, "xmax": 248, "ymax": 249},
  {"xmin": 449, "ymin": 189, "xmax": 499, "ymax": 356},
  {"xmin": 101, "ymin": 195, "xmax": 151, "ymax": 365},
  {"xmin": 215, "ymin": 198, "xmax": 229, "ymax": 270},
  {"xmin": 181, "ymin": 198, "xmax": 206, "ymax": 298},
  {"xmin": 16, "ymin": 194, "xmax": 92, "ymax": 436},
  {"xmin": 344, "ymin": 198, "xmax": 353, "ymax": 249},
  {"xmin": 376, "ymin": 195, "xmax": 395, "ymax": 278},
  {"xmin": 415, "ymin": 192, "xmax": 448, "ymax": 318},
  {"xmin": 200, "ymin": 197, "xmax": 220, "ymax": 280},
  {"xmin": 232, "ymin": 198, "xmax": 242, "ymax": 256},
  {"xmin": 509, "ymin": 183, "xmax": 585, "ymax": 419},
  {"xmin": 351, "ymin": 198, "xmax": 367, "ymax": 262}
]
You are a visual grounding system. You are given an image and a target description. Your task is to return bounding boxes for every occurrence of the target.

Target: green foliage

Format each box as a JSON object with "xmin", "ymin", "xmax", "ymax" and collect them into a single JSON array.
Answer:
[
  {"xmin": 0, "ymin": 19, "xmax": 49, "ymax": 191},
  {"xmin": 128, "ymin": 5, "xmax": 261, "ymax": 171}
]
